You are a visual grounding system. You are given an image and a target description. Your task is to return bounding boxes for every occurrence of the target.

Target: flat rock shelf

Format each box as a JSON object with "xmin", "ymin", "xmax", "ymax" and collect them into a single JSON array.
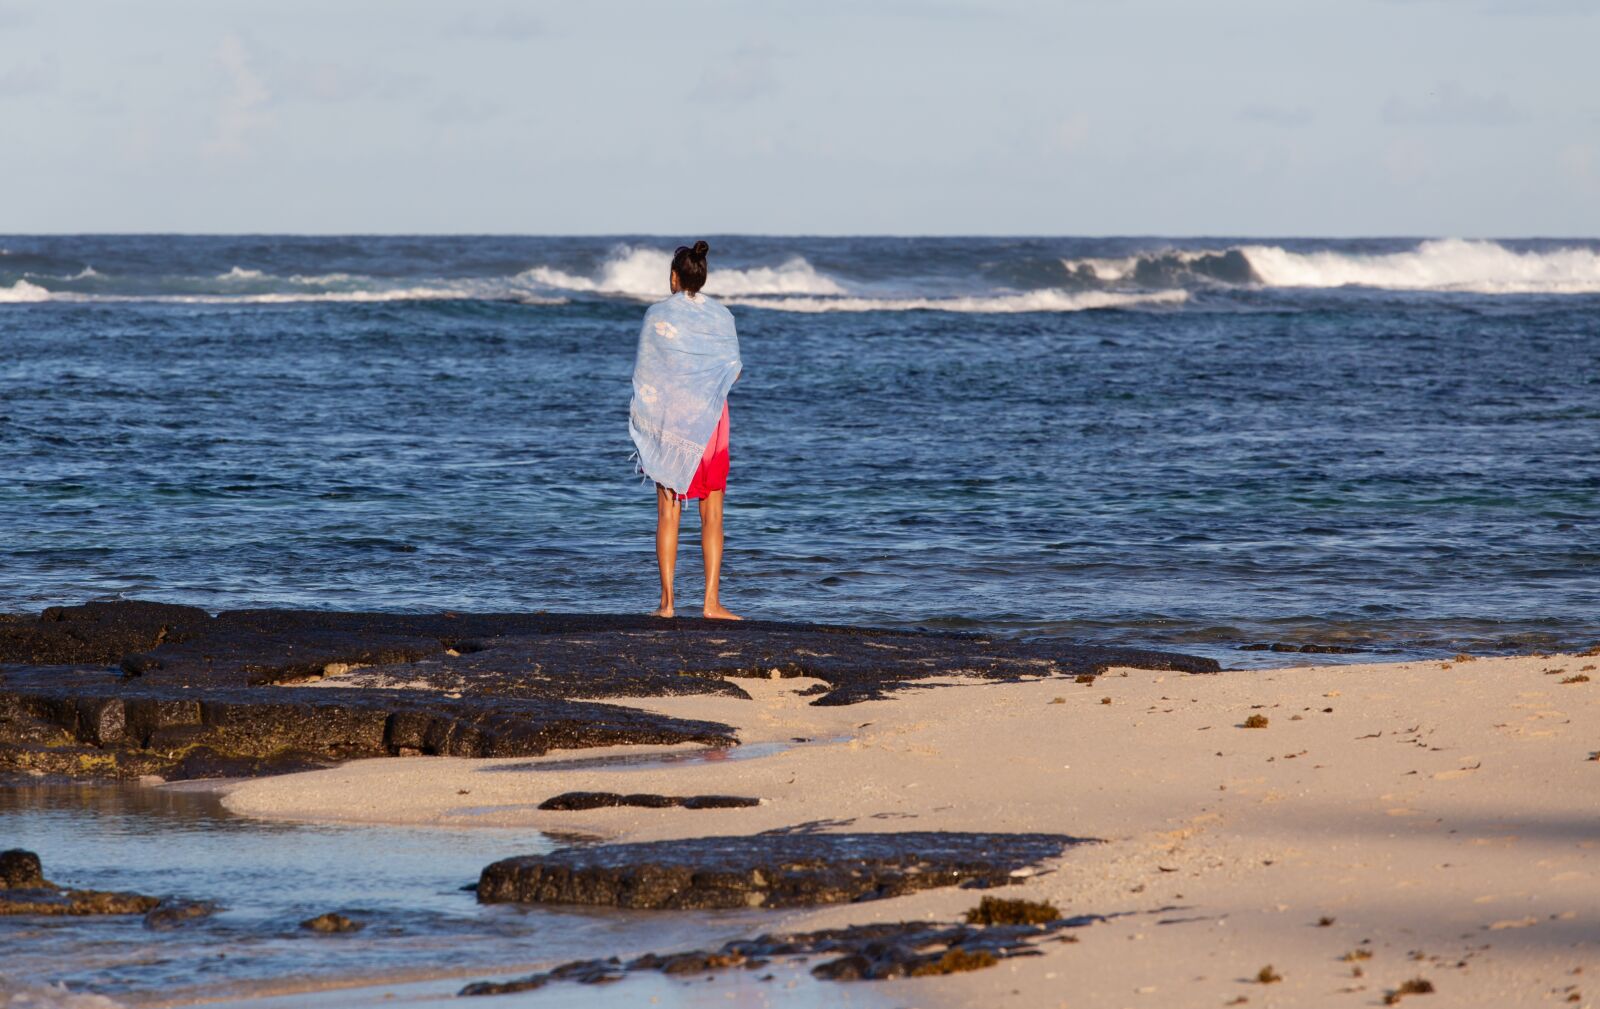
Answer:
[
  {"xmin": 476, "ymin": 831, "xmax": 1090, "ymax": 910},
  {"xmin": 0, "ymin": 600, "xmax": 1219, "ymax": 780},
  {"xmin": 0, "ymin": 848, "xmax": 161, "ymax": 917},
  {"xmin": 459, "ymin": 914, "xmax": 1104, "ymax": 994}
]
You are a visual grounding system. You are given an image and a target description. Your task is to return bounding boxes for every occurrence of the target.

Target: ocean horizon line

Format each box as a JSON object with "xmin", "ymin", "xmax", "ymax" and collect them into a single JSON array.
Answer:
[{"xmin": 7, "ymin": 230, "xmax": 1600, "ymax": 241}]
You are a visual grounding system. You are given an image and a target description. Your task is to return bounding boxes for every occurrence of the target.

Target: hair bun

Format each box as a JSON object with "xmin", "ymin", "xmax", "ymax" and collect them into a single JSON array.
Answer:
[{"xmin": 692, "ymin": 240, "xmax": 709, "ymax": 259}]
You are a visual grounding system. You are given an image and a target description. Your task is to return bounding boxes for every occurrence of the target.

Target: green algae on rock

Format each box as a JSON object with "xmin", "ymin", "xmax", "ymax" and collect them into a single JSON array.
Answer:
[
  {"xmin": 964, "ymin": 895, "xmax": 1062, "ymax": 926},
  {"xmin": 0, "ymin": 848, "xmax": 162, "ymax": 917}
]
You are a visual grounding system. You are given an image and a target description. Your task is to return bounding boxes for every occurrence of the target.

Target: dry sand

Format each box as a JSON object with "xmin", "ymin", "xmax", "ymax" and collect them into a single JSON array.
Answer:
[{"xmin": 222, "ymin": 651, "xmax": 1600, "ymax": 1008}]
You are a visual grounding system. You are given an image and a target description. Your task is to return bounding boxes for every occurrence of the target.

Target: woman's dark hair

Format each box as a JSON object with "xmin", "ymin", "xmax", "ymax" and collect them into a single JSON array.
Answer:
[{"xmin": 671, "ymin": 240, "xmax": 710, "ymax": 294}]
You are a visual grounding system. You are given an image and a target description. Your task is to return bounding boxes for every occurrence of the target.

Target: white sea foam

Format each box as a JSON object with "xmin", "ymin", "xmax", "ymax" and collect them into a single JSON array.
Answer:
[
  {"xmin": 1062, "ymin": 250, "xmax": 1230, "ymax": 284},
  {"xmin": 520, "ymin": 246, "xmax": 846, "ymax": 299},
  {"xmin": 1065, "ymin": 256, "xmax": 1139, "ymax": 282},
  {"xmin": 66, "ymin": 266, "xmax": 101, "ymax": 280},
  {"xmin": 178, "ymin": 287, "xmax": 469, "ymax": 303},
  {"xmin": 723, "ymin": 289, "xmax": 1188, "ymax": 313},
  {"xmin": 219, "ymin": 267, "xmax": 361, "ymax": 285},
  {"xmin": 0, "ymin": 279, "xmax": 51, "ymax": 303},
  {"xmin": 1065, "ymin": 239, "xmax": 1600, "ymax": 294},
  {"xmin": 149, "ymin": 288, "xmax": 568, "ymax": 305},
  {"xmin": 287, "ymin": 272, "xmax": 358, "ymax": 285},
  {"xmin": 19, "ymin": 287, "xmax": 567, "ymax": 306},
  {"xmin": 0, "ymin": 980, "xmax": 126, "ymax": 1008},
  {"xmin": 1240, "ymin": 239, "xmax": 1600, "ymax": 294}
]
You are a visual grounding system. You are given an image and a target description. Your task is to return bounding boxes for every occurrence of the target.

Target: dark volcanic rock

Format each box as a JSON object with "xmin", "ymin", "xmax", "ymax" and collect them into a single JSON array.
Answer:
[
  {"xmin": 300, "ymin": 911, "xmax": 364, "ymax": 933},
  {"xmin": 1, "ymin": 848, "xmax": 47, "ymax": 888},
  {"xmin": 0, "ymin": 849, "xmax": 162, "ymax": 917},
  {"xmin": 144, "ymin": 899, "xmax": 218, "ymax": 930},
  {"xmin": 1, "ymin": 600, "xmax": 1217, "ymax": 780},
  {"xmin": 1, "ymin": 887, "xmax": 162, "ymax": 916},
  {"xmin": 537, "ymin": 791, "xmax": 761, "ymax": 811},
  {"xmin": 461, "ymin": 913, "xmax": 1102, "ymax": 994},
  {"xmin": 477, "ymin": 831, "xmax": 1086, "ymax": 910},
  {"xmin": 0, "ymin": 602, "xmax": 209, "ymax": 667}
]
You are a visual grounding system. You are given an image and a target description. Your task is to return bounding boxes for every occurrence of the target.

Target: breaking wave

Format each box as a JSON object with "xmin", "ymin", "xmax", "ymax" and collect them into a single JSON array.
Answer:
[
  {"xmin": 0, "ymin": 279, "xmax": 52, "ymax": 303},
  {"xmin": 1064, "ymin": 239, "xmax": 1600, "ymax": 294},
  {"xmin": 0, "ymin": 277, "xmax": 566, "ymax": 306},
  {"xmin": 725, "ymin": 289, "xmax": 1188, "ymax": 314},
  {"xmin": 520, "ymin": 246, "xmax": 845, "ymax": 299},
  {"xmin": 8, "ymin": 239, "xmax": 1598, "ymax": 311},
  {"xmin": 1241, "ymin": 239, "xmax": 1600, "ymax": 293},
  {"xmin": 116, "ymin": 288, "xmax": 569, "ymax": 305}
]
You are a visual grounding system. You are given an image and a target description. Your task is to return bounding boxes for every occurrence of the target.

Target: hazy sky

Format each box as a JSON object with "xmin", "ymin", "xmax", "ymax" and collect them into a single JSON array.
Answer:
[{"xmin": 4, "ymin": 0, "xmax": 1597, "ymax": 235}]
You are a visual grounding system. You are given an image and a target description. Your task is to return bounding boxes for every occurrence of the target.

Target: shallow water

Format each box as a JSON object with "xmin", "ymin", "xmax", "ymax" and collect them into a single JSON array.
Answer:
[
  {"xmin": 483, "ymin": 738, "xmax": 838, "ymax": 775},
  {"xmin": 2, "ymin": 235, "xmax": 1597, "ymax": 664},
  {"xmin": 0, "ymin": 781, "xmax": 864, "ymax": 1007}
]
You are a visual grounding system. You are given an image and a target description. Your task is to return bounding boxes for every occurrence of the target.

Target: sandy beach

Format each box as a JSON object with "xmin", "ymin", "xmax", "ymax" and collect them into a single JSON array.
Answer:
[
  {"xmin": 9, "ymin": 5, "xmax": 1600, "ymax": 1006},
  {"xmin": 218, "ymin": 649, "xmax": 1599, "ymax": 1007}
]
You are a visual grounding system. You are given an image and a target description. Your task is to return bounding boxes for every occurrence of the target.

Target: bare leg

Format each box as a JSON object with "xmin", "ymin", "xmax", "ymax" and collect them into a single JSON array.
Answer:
[
  {"xmin": 654, "ymin": 485, "xmax": 681, "ymax": 617},
  {"xmin": 699, "ymin": 490, "xmax": 740, "ymax": 620}
]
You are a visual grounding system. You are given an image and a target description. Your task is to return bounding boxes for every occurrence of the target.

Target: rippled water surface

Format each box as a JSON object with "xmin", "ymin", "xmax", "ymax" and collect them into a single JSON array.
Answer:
[
  {"xmin": 2, "ymin": 235, "xmax": 1597, "ymax": 663},
  {"xmin": 0, "ymin": 781, "xmax": 862, "ymax": 1007}
]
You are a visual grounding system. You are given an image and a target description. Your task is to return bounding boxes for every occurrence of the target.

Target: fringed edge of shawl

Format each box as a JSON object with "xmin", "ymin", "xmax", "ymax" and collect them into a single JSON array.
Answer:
[{"xmin": 629, "ymin": 412, "xmax": 711, "ymax": 496}]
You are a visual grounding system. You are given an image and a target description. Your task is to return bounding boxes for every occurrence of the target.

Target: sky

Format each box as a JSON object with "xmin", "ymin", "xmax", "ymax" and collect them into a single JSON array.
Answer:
[{"xmin": 3, "ymin": 0, "xmax": 1598, "ymax": 235}]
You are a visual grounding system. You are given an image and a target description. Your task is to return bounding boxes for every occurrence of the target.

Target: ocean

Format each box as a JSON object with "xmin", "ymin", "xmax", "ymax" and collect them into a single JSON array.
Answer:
[{"xmin": 2, "ymin": 235, "xmax": 1597, "ymax": 664}]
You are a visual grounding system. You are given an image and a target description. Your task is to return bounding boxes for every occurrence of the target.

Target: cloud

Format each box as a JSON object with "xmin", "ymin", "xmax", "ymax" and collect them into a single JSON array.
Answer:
[
  {"xmin": 71, "ymin": 89, "xmax": 125, "ymax": 117},
  {"xmin": 1382, "ymin": 82, "xmax": 1523, "ymax": 127},
  {"xmin": 197, "ymin": 35, "xmax": 430, "ymax": 156},
  {"xmin": 1050, "ymin": 114, "xmax": 1091, "ymax": 154},
  {"xmin": 204, "ymin": 34, "xmax": 272, "ymax": 158},
  {"xmin": 690, "ymin": 46, "xmax": 779, "ymax": 103},
  {"xmin": 279, "ymin": 60, "xmax": 425, "ymax": 104},
  {"xmin": 447, "ymin": 9, "xmax": 546, "ymax": 41},
  {"xmin": 1239, "ymin": 103, "xmax": 1314, "ymax": 128},
  {"xmin": 1562, "ymin": 143, "xmax": 1598, "ymax": 193},
  {"xmin": 1383, "ymin": 0, "xmax": 1598, "ymax": 13},
  {"xmin": 797, "ymin": 0, "xmax": 1007, "ymax": 19},
  {"xmin": 428, "ymin": 93, "xmax": 503, "ymax": 126},
  {"xmin": 0, "ymin": 56, "xmax": 57, "ymax": 98},
  {"xmin": 0, "ymin": 2, "xmax": 34, "ymax": 29},
  {"xmin": 1384, "ymin": 135, "xmax": 1431, "ymax": 184},
  {"xmin": 1489, "ymin": 0, "xmax": 1600, "ymax": 11}
]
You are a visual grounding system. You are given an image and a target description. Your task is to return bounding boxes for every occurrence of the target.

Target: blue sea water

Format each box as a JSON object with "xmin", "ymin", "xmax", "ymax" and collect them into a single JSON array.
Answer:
[{"xmin": 2, "ymin": 235, "xmax": 1597, "ymax": 664}]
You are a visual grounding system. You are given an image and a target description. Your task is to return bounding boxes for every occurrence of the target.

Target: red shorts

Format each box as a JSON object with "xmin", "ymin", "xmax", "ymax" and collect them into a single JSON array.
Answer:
[{"xmin": 679, "ymin": 402, "xmax": 730, "ymax": 501}]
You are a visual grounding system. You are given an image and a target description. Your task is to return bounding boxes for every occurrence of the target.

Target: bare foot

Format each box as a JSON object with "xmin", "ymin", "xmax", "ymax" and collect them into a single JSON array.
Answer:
[
  {"xmin": 702, "ymin": 603, "xmax": 741, "ymax": 620},
  {"xmin": 651, "ymin": 605, "xmax": 675, "ymax": 618}
]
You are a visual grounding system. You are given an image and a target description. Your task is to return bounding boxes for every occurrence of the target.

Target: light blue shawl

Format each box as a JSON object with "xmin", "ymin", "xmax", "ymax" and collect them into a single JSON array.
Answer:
[{"xmin": 629, "ymin": 292, "xmax": 742, "ymax": 495}]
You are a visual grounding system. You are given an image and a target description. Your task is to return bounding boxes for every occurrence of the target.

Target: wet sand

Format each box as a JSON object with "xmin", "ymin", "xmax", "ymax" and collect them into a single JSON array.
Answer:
[{"xmin": 223, "ymin": 650, "xmax": 1600, "ymax": 1007}]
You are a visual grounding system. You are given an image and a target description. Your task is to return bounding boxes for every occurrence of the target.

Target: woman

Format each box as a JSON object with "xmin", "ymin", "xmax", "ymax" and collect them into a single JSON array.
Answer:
[{"xmin": 628, "ymin": 241, "xmax": 742, "ymax": 620}]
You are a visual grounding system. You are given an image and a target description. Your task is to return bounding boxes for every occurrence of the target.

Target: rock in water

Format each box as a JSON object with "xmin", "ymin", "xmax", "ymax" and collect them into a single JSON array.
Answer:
[
  {"xmin": 144, "ymin": 899, "xmax": 218, "ymax": 930},
  {"xmin": 1, "ymin": 848, "xmax": 47, "ymax": 888},
  {"xmin": 301, "ymin": 912, "xmax": 364, "ymax": 933},
  {"xmin": 477, "ymin": 831, "xmax": 1089, "ymax": 910},
  {"xmin": 0, "ymin": 848, "xmax": 163, "ymax": 917}
]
